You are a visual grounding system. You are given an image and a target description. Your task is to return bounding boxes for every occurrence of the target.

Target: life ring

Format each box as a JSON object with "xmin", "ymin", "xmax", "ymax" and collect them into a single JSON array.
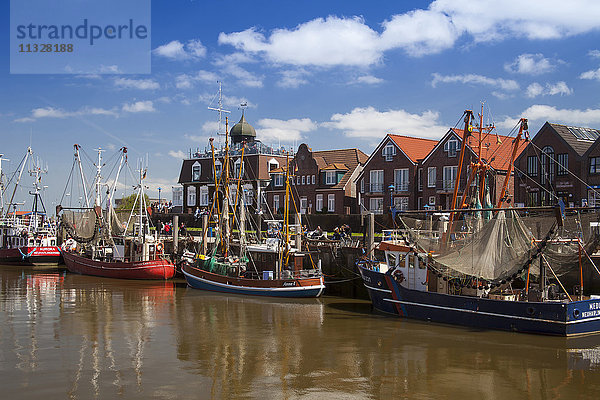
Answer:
[
  {"xmin": 156, "ymin": 243, "xmax": 164, "ymax": 253},
  {"xmin": 393, "ymin": 269, "xmax": 405, "ymax": 283}
]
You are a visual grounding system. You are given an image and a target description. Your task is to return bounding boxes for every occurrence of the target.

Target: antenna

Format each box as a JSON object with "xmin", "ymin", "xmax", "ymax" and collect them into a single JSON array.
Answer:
[{"xmin": 207, "ymin": 81, "xmax": 231, "ymax": 143}]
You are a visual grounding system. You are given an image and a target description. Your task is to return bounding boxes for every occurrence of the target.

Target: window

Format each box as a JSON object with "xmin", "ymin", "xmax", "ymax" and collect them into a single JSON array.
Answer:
[
  {"xmin": 444, "ymin": 139, "xmax": 458, "ymax": 157},
  {"xmin": 234, "ymin": 159, "xmax": 244, "ymax": 179},
  {"xmin": 540, "ymin": 146, "xmax": 554, "ymax": 184},
  {"xmin": 589, "ymin": 190, "xmax": 600, "ymax": 208},
  {"xmin": 199, "ymin": 186, "xmax": 209, "ymax": 206},
  {"xmin": 172, "ymin": 187, "xmax": 183, "ymax": 207},
  {"xmin": 370, "ymin": 198, "xmax": 383, "ymax": 214},
  {"xmin": 428, "ymin": 196, "xmax": 436, "ymax": 206},
  {"xmin": 274, "ymin": 174, "xmax": 284, "ymax": 187},
  {"xmin": 273, "ymin": 195, "xmax": 280, "ymax": 212},
  {"xmin": 382, "ymin": 143, "xmax": 396, "ymax": 161},
  {"xmin": 297, "ymin": 176, "xmax": 301, "ymax": 185},
  {"xmin": 316, "ymin": 194, "xmax": 323, "ymax": 212},
  {"xmin": 417, "ymin": 197, "xmax": 422, "ymax": 209},
  {"xmin": 187, "ymin": 186, "xmax": 196, "ymax": 207},
  {"xmin": 300, "ymin": 197, "xmax": 308, "ymax": 214},
  {"xmin": 427, "ymin": 167, "xmax": 436, "ymax": 188},
  {"xmin": 418, "ymin": 168, "xmax": 423, "ymax": 191},
  {"xmin": 327, "ymin": 194, "xmax": 335, "ymax": 212},
  {"xmin": 394, "ymin": 197, "xmax": 409, "ymax": 211},
  {"xmin": 326, "ymin": 171, "xmax": 337, "ymax": 185},
  {"xmin": 394, "ymin": 169, "xmax": 409, "ymax": 192},
  {"xmin": 214, "ymin": 160, "xmax": 222, "ymax": 178},
  {"xmin": 302, "ymin": 175, "xmax": 306, "ymax": 185},
  {"xmin": 527, "ymin": 191, "xmax": 539, "ymax": 207},
  {"xmin": 527, "ymin": 156, "xmax": 538, "ymax": 177},
  {"xmin": 244, "ymin": 186, "xmax": 253, "ymax": 206},
  {"xmin": 557, "ymin": 153, "xmax": 568, "ymax": 176},
  {"xmin": 360, "ymin": 179, "xmax": 364, "ymax": 194},
  {"xmin": 192, "ymin": 162, "xmax": 201, "ymax": 181},
  {"xmin": 443, "ymin": 166, "xmax": 458, "ymax": 191},
  {"xmin": 312, "ymin": 175, "xmax": 315, "ymax": 185},
  {"xmin": 268, "ymin": 158, "xmax": 279, "ymax": 171},
  {"xmin": 369, "ymin": 170, "xmax": 384, "ymax": 193},
  {"xmin": 590, "ymin": 157, "xmax": 600, "ymax": 174}
]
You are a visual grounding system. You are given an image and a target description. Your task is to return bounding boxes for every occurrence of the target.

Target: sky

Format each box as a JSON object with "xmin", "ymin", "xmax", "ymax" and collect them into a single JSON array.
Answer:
[{"xmin": 3, "ymin": 0, "xmax": 600, "ymax": 212}]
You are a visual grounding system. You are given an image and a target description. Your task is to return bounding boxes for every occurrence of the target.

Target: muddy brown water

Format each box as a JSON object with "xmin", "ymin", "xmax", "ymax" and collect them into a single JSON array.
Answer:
[{"xmin": 1, "ymin": 266, "xmax": 600, "ymax": 399}]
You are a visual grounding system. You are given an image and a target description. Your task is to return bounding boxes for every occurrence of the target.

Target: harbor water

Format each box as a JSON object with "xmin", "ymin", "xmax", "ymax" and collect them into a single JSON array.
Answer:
[{"xmin": 1, "ymin": 266, "xmax": 600, "ymax": 399}]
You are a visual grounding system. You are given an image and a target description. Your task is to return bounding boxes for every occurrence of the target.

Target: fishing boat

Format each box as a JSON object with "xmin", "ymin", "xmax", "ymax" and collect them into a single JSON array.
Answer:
[
  {"xmin": 182, "ymin": 87, "xmax": 324, "ymax": 296},
  {"xmin": 59, "ymin": 146, "xmax": 175, "ymax": 280},
  {"xmin": 358, "ymin": 109, "xmax": 600, "ymax": 336},
  {"xmin": 0, "ymin": 148, "xmax": 61, "ymax": 266}
]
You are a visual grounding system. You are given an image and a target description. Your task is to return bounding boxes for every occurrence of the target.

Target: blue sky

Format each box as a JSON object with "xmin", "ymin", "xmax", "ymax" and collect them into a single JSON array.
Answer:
[{"xmin": 3, "ymin": 0, "xmax": 600, "ymax": 210}]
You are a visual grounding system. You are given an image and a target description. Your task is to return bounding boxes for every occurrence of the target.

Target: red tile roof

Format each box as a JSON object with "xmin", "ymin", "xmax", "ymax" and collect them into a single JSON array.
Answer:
[
  {"xmin": 452, "ymin": 128, "xmax": 529, "ymax": 171},
  {"xmin": 388, "ymin": 134, "xmax": 438, "ymax": 163},
  {"xmin": 321, "ymin": 163, "xmax": 349, "ymax": 171}
]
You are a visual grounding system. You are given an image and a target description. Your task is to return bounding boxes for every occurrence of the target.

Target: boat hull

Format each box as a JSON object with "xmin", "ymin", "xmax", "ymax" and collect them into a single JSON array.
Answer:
[
  {"xmin": 0, "ymin": 246, "xmax": 62, "ymax": 267},
  {"xmin": 182, "ymin": 265, "xmax": 325, "ymax": 298},
  {"xmin": 359, "ymin": 265, "xmax": 600, "ymax": 337},
  {"xmin": 63, "ymin": 251, "xmax": 175, "ymax": 280}
]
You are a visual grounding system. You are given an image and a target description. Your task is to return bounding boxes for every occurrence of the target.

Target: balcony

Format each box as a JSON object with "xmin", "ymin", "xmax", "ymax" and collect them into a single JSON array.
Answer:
[
  {"xmin": 369, "ymin": 183, "xmax": 384, "ymax": 193},
  {"xmin": 441, "ymin": 180, "xmax": 455, "ymax": 192},
  {"xmin": 394, "ymin": 182, "xmax": 409, "ymax": 192}
]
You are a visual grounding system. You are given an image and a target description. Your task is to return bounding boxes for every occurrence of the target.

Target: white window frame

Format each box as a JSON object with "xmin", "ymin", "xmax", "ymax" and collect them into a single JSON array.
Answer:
[
  {"xmin": 234, "ymin": 159, "xmax": 244, "ymax": 179},
  {"xmin": 394, "ymin": 197, "xmax": 409, "ymax": 211},
  {"xmin": 243, "ymin": 185, "xmax": 253, "ymax": 206},
  {"xmin": 302, "ymin": 175, "xmax": 306, "ymax": 185},
  {"xmin": 312, "ymin": 175, "xmax": 315, "ymax": 185},
  {"xmin": 300, "ymin": 196, "xmax": 308, "ymax": 214},
  {"xmin": 444, "ymin": 139, "xmax": 458, "ymax": 158},
  {"xmin": 199, "ymin": 186, "xmax": 209, "ymax": 206},
  {"xmin": 214, "ymin": 160, "xmax": 222, "ymax": 178},
  {"xmin": 268, "ymin": 158, "xmax": 279, "ymax": 171},
  {"xmin": 427, "ymin": 167, "xmax": 436, "ymax": 188},
  {"xmin": 172, "ymin": 186, "xmax": 183, "ymax": 207},
  {"xmin": 274, "ymin": 174, "xmax": 284, "ymax": 187},
  {"xmin": 382, "ymin": 143, "xmax": 396, "ymax": 162},
  {"xmin": 394, "ymin": 169, "xmax": 409, "ymax": 192},
  {"xmin": 273, "ymin": 195, "xmax": 280, "ymax": 212},
  {"xmin": 327, "ymin": 194, "xmax": 335, "ymax": 212},
  {"xmin": 192, "ymin": 161, "xmax": 201, "ymax": 182},
  {"xmin": 429, "ymin": 196, "xmax": 436, "ymax": 206},
  {"xmin": 370, "ymin": 197, "xmax": 383, "ymax": 214},
  {"xmin": 316, "ymin": 194, "xmax": 323, "ymax": 212},
  {"xmin": 326, "ymin": 171, "xmax": 336, "ymax": 185},
  {"xmin": 370, "ymin": 170, "xmax": 384, "ymax": 193},
  {"xmin": 187, "ymin": 185, "xmax": 197, "ymax": 207},
  {"xmin": 443, "ymin": 166, "xmax": 458, "ymax": 191}
]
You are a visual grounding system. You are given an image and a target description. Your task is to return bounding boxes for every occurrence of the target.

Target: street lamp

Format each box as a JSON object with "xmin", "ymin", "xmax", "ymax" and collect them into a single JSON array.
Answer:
[
  {"xmin": 158, "ymin": 187, "xmax": 162, "ymax": 205},
  {"xmin": 388, "ymin": 184, "xmax": 395, "ymax": 214}
]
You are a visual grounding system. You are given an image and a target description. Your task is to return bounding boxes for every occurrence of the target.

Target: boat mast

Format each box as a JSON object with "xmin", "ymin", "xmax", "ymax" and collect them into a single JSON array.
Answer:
[
  {"xmin": 0, "ymin": 154, "xmax": 9, "ymax": 216},
  {"xmin": 74, "ymin": 145, "xmax": 91, "ymax": 208},
  {"xmin": 106, "ymin": 147, "xmax": 127, "ymax": 237},
  {"xmin": 28, "ymin": 158, "xmax": 48, "ymax": 233},
  {"xmin": 223, "ymin": 117, "xmax": 230, "ymax": 258},
  {"xmin": 496, "ymin": 119, "xmax": 527, "ymax": 208},
  {"xmin": 7, "ymin": 147, "xmax": 32, "ymax": 219},
  {"xmin": 93, "ymin": 147, "xmax": 105, "ymax": 208}
]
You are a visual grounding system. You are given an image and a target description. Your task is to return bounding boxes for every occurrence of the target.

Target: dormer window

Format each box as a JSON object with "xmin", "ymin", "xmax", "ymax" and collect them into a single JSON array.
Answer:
[
  {"xmin": 326, "ymin": 171, "xmax": 336, "ymax": 185},
  {"xmin": 382, "ymin": 143, "xmax": 396, "ymax": 162},
  {"xmin": 268, "ymin": 158, "xmax": 279, "ymax": 171},
  {"xmin": 192, "ymin": 161, "xmax": 201, "ymax": 181}
]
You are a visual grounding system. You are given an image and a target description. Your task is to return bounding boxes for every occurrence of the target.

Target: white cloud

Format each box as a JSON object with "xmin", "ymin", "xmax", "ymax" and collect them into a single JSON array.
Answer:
[
  {"xmin": 168, "ymin": 150, "xmax": 187, "ymax": 159},
  {"xmin": 498, "ymin": 105, "xmax": 600, "ymax": 129},
  {"xmin": 99, "ymin": 65, "xmax": 121, "ymax": 73},
  {"xmin": 200, "ymin": 121, "xmax": 219, "ymax": 134},
  {"xmin": 431, "ymin": 73, "xmax": 519, "ymax": 91},
  {"xmin": 322, "ymin": 106, "xmax": 447, "ymax": 139},
  {"xmin": 198, "ymin": 93, "xmax": 255, "ymax": 109},
  {"xmin": 504, "ymin": 53, "xmax": 556, "ymax": 75},
  {"xmin": 588, "ymin": 50, "xmax": 600, "ymax": 59},
  {"xmin": 213, "ymin": 55, "xmax": 263, "ymax": 87},
  {"xmin": 16, "ymin": 106, "xmax": 118, "ymax": 122},
  {"xmin": 176, "ymin": 70, "xmax": 220, "ymax": 89},
  {"xmin": 256, "ymin": 118, "xmax": 317, "ymax": 142},
  {"xmin": 114, "ymin": 77, "xmax": 160, "ymax": 90},
  {"xmin": 580, "ymin": 67, "xmax": 600, "ymax": 80},
  {"xmin": 277, "ymin": 69, "xmax": 310, "ymax": 88},
  {"xmin": 354, "ymin": 75, "xmax": 384, "ymax": 85},
  {"xmin": 526, "ymin": 81, "xmax": 572, "ymax": 98},
  {"xmin": 122, "ymin": 101, "xmax": 155, "ymax": 113},
  {"xmin": 153, "ymin": 39, "xmax": 207, "ymax": 60},
  {"xmin": 218, "ymin": 1, "xmax": 600, "ymax": 67}
]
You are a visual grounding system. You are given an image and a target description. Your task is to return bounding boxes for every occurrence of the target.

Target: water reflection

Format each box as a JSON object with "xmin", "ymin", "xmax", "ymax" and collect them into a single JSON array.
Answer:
[{"xmin": 0, "ymin": 267, "xmax": 600, "ymax": 399}]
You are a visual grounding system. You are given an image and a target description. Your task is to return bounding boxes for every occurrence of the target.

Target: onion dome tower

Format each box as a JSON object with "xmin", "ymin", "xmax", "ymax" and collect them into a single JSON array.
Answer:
[{"xmin": 229, "ymin": 112, "xmax": 256, "ymax": 145}]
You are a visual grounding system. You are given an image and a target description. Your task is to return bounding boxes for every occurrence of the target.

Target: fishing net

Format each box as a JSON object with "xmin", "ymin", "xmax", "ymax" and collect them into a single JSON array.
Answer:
[{"xmin": 61, "ymin": 209, "xmax": 98, "ymax": 243}]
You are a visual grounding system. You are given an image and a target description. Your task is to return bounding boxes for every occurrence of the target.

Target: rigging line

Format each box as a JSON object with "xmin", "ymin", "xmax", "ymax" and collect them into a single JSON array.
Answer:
[
  {"xmin": 540, "ymin": 253, "xmax": 573, "ymax": 302},
  {"xmin": 527, "ymin": 139, "xmax": 600, "ymax": 198},
  {"xmin": 512, "ymin": 163, "xmax": 560, "ymax": 202},
  {"xmin": 59, "ymin": 160, "xmax": 77, "ymax": 205}
]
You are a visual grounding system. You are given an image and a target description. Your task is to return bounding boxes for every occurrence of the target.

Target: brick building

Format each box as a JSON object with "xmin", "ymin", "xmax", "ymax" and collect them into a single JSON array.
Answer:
[
  {"xmin": 356, "ymin": 134, "xmax": 438, "ymax": 214},
  {"xmin": 265, "ymin": 143, "xmax": 367, "ymax": 215},
  {"xmin": 514, "ymin": 122, "xmax": 600, "ymax": 207},
  {"xmin": 178, "ymin": 114, "xmax": 288, "ymax": 214}
]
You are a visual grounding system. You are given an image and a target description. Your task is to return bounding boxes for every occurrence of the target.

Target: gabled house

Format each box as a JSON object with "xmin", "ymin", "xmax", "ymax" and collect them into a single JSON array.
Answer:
[
  {"xmin": 265, "ymin": 144, "xmax": 368, "ymax": 215},
  {"xmin": 421, "ymin": 128, "xmax": 528, "ymax": 210},
  {"xmin": 356, "ymin": 134, "xmax": 438, "ymax": 214},
  {"xmin": 514, "ymin": 122, "xmax": 600, "ymax": 207}
]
